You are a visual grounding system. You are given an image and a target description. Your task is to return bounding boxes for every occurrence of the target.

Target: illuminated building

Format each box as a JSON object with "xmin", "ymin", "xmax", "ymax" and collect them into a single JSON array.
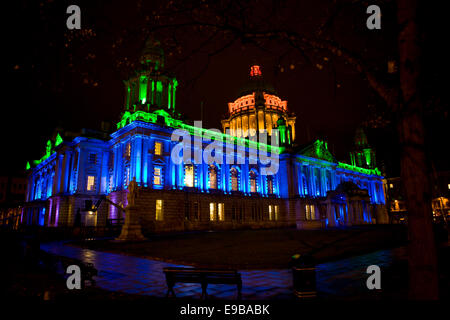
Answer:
[
  {"xmin": 221, "ymin": 64, "xmax": 296, "ymax": 140},
  {"xmin": 0, "ymin": 175, "xmax": 27, "ymax": 229},
  {"xmin": 22, "ymin": 39, "xmax": 387, "ymax": 231},
  {"xmin": 385, "ymin": 171, "xmax": 450, "ymax": 223}
]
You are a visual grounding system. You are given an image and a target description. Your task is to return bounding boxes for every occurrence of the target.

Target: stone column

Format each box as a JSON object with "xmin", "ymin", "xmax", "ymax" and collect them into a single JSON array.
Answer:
[
  {"xmin": 326, "ymin": 201, "xmax": 336, "ymax": 227},
  {"xmin": 357, "ymin": 201, "xmax": 363, "ymax": 224},
  {"xmin": 346, "ymin": 201, "xmax": 352, "ymax": 226}
]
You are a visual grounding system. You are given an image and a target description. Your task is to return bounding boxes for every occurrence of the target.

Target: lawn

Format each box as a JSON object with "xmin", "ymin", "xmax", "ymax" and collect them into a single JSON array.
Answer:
[{"xmin": 71, "ymin": 225, "xmax": 407, "ymax": 269}]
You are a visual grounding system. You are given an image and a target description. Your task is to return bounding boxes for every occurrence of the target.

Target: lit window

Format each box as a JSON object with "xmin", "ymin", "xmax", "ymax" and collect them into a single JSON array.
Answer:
[
  {"xmin": 269, "ymin": 205, "xmax": 273, "ymax": 220},
  {"xmin": 156, "ymin": 199, "xmax": 163, "ymax": 220},
  {"xmin": 267, "ymin": 176, "xmax": 273, "ymax": 194},
  {"xmin": 448, "ymin": 184, "xmax": 450, "ymax": 190},
  {"xmin": 155, "ymin": 141, "xmax": 162, "ymax": 155},
  {"xmin": 274, "ymin": 205, "xmax": 279, "ymax": 221},
  {"xmin": 185, "ymin": 165, "xmax": 194, "ymax": 187},
  {"xmin": 305, "ymin": 205, "xmax": 315, "ymax": 220},
  {"xmin": 231, "ymin": 168, "xmax": 239, "ymax": 191},
  {"xmin": 87, "ymin": 176, "xmax": 95, "ymax": 191},
  {"xmin": 154, "ymin": 167, "xmax": 162, "ymax": 185},
  {"xmin": 125, "ymin": 142, "xmax": 131, "ymax": 159},
  {"xmin": 218, "ymin": 203, "xmax": 225, "ymax": 221},
  {"xmin": 250, "ymin": 170, "xmax": 257, "ymax": 193},
  {"xmin": 209, "ymin": 165, "xmax": 217, "ymax": 189},
  {"xmin": 210, "ymin": 202, "xmax": 216, "ymax": 221},
  {"xmin": 390, "ymin": 183, "xmax": 394, "ymax": 188}
]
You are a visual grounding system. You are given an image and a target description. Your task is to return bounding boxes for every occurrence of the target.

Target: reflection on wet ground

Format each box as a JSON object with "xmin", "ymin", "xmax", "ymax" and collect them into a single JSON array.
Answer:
[{"xmin": 41, "ymin": 242, "xmax": 406, "ymax": 299}]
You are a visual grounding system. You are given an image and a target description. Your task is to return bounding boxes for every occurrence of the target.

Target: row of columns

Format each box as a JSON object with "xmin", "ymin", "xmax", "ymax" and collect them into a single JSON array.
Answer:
[
  {"xmin": 228, "ymin": 109, "xmax": 282, "ymax": 137},
  {"xmin": 111, "ymin": 135, "xmax": 280, "ymax": 195},
  {"xmin": 125, "ymin": 76, "xmax": 177, "ymax": 110},
  {"xmin": 296, "ymin": 164, "xmax": 336, "ymax": 197},
  {"xmin": 326, "ymin": 200, "xmax": 373, "ymax": 227}
]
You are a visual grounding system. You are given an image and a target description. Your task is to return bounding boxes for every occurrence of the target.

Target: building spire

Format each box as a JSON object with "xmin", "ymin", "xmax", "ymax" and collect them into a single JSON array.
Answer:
[
  {"xmin": 140, "ymin": 36, "xmax": 165, "ymax": 71},
  {"xmin": 250, "ymin": 65, "xmax": 262, "ymax": 77}
]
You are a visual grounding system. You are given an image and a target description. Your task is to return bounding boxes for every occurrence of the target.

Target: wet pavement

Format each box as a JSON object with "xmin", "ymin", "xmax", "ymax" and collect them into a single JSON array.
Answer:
[{"xmin": 41, "ymin": 242, "xmax": 407, "ymax": 300}]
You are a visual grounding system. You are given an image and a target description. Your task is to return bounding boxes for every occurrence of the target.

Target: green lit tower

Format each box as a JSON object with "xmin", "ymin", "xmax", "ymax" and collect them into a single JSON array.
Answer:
[
  {"xmin": 122, "ymin": 37, "xmax": 178, "ymax": 114},
  {"xmin": 350, "ymin": 127, "xmax": 376, "ymax": 169}
]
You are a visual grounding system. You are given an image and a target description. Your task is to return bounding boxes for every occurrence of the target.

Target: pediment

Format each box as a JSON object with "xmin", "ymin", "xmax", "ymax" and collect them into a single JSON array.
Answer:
[
  {"xmin": 152, "ymin": 158, "xmax": 166, "ymax": 165},
  {"xmin": 299, "ymin": 139, "xmax": 336, "ymax": 163}
]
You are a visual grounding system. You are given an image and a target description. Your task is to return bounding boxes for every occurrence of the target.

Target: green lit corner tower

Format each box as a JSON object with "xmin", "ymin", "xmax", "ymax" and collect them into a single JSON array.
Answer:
[
  {"xmin": 121, "ymin": 37, "xmax": 179, "ymax": 121},
  {"xmin": 350, "ymin": 127, "xmax": 377, "ymax": 169}
]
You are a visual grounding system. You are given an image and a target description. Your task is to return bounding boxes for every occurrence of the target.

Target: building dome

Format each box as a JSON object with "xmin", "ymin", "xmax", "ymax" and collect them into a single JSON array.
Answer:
[{"xmin": 221, "ymin": 65, "xmax": 296, "ymax": 142}]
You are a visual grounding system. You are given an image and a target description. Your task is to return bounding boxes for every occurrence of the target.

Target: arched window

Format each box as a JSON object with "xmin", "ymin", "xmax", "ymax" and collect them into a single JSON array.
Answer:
[
  {"xmin": 184, "ymin": 164, "xmax": 194, "ymax": 187},
  {"xmin": 326, "ymin": 171, "xmax": 332, "ymax": 191},
  {"xmin": 267, "ymin": 175, "xmax": 274, "ymax": 194},
  {"xmin": 125, "ymin": 142, "xmax": 131, "ymax": 160},
  {"xmin": 302, "ymin": 174, "xmax": 308, "ymax": 195},
  {"xmin": 314, "ymin": 168, "xmax": 321, "ymax": 196},
  {"xmin": 209, "ymin": 165, "xmax": 218, "ymax": 189},
  {"xmin": 249, "ymin": 170, "xmax": 258, "ymax": 193},
  {"xmin": 230, "ymin": 168, "xmax": 239, "ymax": 191}
]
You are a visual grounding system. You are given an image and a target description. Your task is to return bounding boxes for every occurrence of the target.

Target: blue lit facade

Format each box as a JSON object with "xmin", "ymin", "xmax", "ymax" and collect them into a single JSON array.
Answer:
[{"xmin": 22, "ymin": 40, "xmax": 387, "ymax": 231}]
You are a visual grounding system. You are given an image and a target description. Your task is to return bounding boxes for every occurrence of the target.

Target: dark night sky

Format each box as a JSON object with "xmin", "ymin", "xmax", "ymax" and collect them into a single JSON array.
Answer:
[{"xmin": 3, "ymin": 0, "xmax": 449, "ymax": 176}]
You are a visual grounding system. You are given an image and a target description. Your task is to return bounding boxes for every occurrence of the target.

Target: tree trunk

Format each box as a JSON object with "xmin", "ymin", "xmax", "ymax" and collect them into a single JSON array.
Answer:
[{"xmin": 397, "ymin": 0, "xmax": 439, "ymax": 299}]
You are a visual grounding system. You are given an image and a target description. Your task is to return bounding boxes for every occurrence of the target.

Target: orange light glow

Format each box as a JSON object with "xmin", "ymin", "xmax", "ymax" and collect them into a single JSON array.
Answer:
[
  {"xmin": 228, "ymin": 92, "xmax": 288, "ymax": 115},
  {"xmin": 250, "ymin": 65, "xmax": 262, "ymax": 77},
  {"xmin": 263, "ymin": 93, "xmax": 287, "ymax": 112}
]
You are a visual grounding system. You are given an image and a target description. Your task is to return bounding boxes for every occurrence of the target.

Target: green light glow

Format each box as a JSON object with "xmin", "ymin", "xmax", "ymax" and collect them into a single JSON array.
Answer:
[
  {"xmin": 155, "ymin": 81, "xmax": 163, "ymax": 106},
  {"xmin": 168, "ymin": 83, "xmax": 172, "ymax": 109},
  {"xmin": 31, "ymin": 139, "xmax": 56, "ymax": 167},
  {"xmin": 46, "ymin": 140, "xmax": 52, "ymax": 158},
  {"xmin": 149, "ymin": 80, "xmax": 154, "ymax": 104},
  {"xmin": 139, "ymin": 76, "xmax": 148, "ymax": 104},
  {"xmin": 126, "ymin": 86, "xmax": 130, "ymax": 108},
  {"xmin": 55, "ymin": 133, "xmax": 63, "ymax": 147},
  {"xmin": 26, "ymin": 161, "xmax": 30, "ymax": 170},
  {"xmin": 156, "ymin": 81, "xmax": 163, "ymax": 92},
  {"xmin": 117, "ymin": 109, "xmax": 281, "ymax": 153},
  {"xmin": 364, "ymin": 149, "xmax": 371, "ymax": 166},
  {"xmin": 279, "ymin": 126, "xmax": 286, "ymax": 144},
  {"xmin": 338, "ymin": 162, "xmax": 381, "ymax": 176},
  {"xmin": 173, "ymin": 79, "xmax": 178, "ymax": 110}
]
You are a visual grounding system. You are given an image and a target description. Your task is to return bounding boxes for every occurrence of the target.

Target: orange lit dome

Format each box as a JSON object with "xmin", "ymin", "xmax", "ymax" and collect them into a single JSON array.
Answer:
[{"xmin": 222, "ymin": 65, "xmax": 296, "ymax": 141}]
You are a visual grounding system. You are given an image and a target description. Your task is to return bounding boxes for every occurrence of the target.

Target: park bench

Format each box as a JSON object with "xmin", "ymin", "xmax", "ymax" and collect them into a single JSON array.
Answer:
[{"xmin": 163, "ymin": 267, "xmax": 242, "ymax": 299}]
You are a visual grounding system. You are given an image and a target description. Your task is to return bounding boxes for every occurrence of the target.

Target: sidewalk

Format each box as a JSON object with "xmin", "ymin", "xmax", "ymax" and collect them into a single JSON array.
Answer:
[{"xmin": 41, "ymin": 242, "xmax": 407, "ymax": 299}]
